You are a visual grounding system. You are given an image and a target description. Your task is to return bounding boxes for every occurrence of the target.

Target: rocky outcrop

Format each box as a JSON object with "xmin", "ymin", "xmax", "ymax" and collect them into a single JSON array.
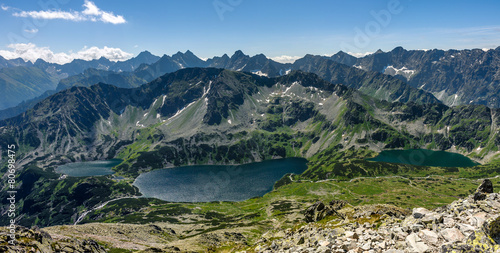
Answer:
[
  {"xmin": 0, "ymin": 226, "xmax": 106, "ymax": 253},
  {"xmin": 253, "ymin": 180, "xmax": 500, "ymax": 252},
  {"xmin": 305, "ymin": 200, "xmax": 347, "ymax": 222},
  {"xmin": 474, "ymin": 178, "xmax": 494, "ymax": 201}
]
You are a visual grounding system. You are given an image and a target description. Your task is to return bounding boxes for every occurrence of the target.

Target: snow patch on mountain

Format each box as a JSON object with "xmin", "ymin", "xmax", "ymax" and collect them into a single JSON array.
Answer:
[
  {"xmin": 382, "ymin": 65, "xmax": 416, "ymax": 80},
  {"xmin": 252, "ymin": 70, "xmax": 268, "ymax": 77}
]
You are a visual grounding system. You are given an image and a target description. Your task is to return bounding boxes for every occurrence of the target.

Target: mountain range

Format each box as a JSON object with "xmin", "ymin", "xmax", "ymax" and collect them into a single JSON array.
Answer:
[
  {"xmin": 3, "ymin": 46, "xmax": 500, "ymax": 120},
  {"xmin": 1, "ymin": 66, "xmax": 499, "ymax": 228},
  {"xmin": 2, "ymin": 47, "xmax": 500, "ymax": 174},
  {"xmin": 0, "ymin": 51, "xmax": 160, "ymax": 110},
  {"xmin": 329, "ymin": 46, "xmax": 500, "ymax": 108},
  {"xmin": 1, "ymin": 45, "xmax": 499, "ymax": 206},
  {"xmin": 0, "ymin": 48, "xmax": 437, "ymax": 117}
]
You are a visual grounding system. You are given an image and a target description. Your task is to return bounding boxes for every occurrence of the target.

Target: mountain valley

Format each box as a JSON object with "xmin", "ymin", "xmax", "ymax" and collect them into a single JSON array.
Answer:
[{"xmin": 2, "ymin": 48, "xmax": 500, "ymax": 252}]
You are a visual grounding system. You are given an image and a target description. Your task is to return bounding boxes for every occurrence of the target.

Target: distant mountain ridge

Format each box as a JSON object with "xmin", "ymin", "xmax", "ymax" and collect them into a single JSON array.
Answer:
[
  {"xmin": 120, "ymin": 49, "xmax": 440, "ymax": 106},
  {"xmin": 5, "ymin": 45, "xmax": 500, "ymax": 120},
  {"xmin": 0, "ymin": 50, "xmax": 161, "ymax": 74},
  {"xmin": 0, "ymin": 66, "xmax": 60, "ymax": 109},
  {"xmin": 0, "ymin": 51, "xmax": 161, "ymax": 111},
  {"xmin": 328, "ymin": 46, "xmax": 500, "ymax": 107},
  {"xmin": 0, "ymin": 49, "xmax": 439, "ymax": 119}
]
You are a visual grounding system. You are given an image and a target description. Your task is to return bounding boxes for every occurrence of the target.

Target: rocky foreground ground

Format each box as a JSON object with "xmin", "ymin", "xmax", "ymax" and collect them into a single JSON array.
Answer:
[
  {"xmin": 0, "ymin": 226, "xmax": 106, "ymax": 253},
  {"xmin": 1, "ymin": 179, "xmax": 500, "ymax": 252},
  {"xmin": 252, "ymin": 179, "xmax": 500, "ymax": 253}
]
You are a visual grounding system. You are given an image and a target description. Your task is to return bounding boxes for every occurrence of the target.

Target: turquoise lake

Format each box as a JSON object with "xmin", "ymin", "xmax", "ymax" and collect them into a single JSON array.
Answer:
[
  {"xmin": 133, "ymin": 158, "xmax": 308, "ymax": 202},
  {"xmin": 367, "ymin": 149, "xmax": 479, "ymax": 167},
  {"xmin": 56, "ymin": 159, "xmax": 122, "ymax": 177}
]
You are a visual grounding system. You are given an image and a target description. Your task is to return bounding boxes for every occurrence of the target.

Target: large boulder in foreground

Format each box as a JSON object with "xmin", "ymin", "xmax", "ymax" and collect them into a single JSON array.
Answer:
[
  {"xmin": 474, "ymin": 178, "xmax": 494, "ymax": 201},
  {"xmin": 304, "ymin": 200, "xmax": 347, "ymax": 222}
]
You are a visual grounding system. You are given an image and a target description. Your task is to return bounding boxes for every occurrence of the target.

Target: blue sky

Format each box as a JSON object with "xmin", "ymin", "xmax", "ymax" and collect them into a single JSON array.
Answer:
[{"xmin": 0, "ymin": 0, "xmax": 499, "ymax": 63}]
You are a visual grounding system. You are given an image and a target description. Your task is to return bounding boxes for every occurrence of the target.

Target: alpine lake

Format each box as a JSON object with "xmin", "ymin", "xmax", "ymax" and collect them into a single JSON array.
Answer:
[
  {"xmin": 56, "ymin": 157, "xmax": 309, "ymax": 202},
  {"xmin": 55, "ymin": 149, "xmax": 478, "ymax": 202},
  {"xmin": 367, "ymin": 149, "xmax": 479, "ymax": 167},
  {"xmin": 133, "ymin": 158, "xmax": 308, "ymax": 202},
  {"xmin": 55, "ymin": 159, "xmax": 122, "ymax": 177}
]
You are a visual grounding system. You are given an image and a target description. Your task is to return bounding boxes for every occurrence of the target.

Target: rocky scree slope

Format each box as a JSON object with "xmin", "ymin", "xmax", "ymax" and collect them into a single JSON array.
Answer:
[
  {"xmin": 252, "ymin": 179, "xmax": 500, "ymax": 253},
  {"xmin": 0, "ymin": 226, "xmax": 106, "ymax": 253}
]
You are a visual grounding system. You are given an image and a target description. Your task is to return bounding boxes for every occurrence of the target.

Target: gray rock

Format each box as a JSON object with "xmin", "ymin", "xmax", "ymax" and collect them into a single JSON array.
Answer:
[
  {"xmin": 457, "ymin": 223, "xmax": 475, "ymax": 235},
  {"xmin": 439, "ymin": 228, "xmax": 465, "ymax": 242},
  {"xmin": 413, "ymin": 208, "xmax": 431, "ymax": 219},
  {"xmin": 360, "ymin": 241, "xmax": 372, "ymax": 250},
  {"xmin": 405, "ymin": 233, "xmax": 430, "ymax": 253},
  {"xmin": 421, "ymin": 212, "xmax": 443, "ymax": 224},
  {"xmin": 419, "ymin": 229, "xmax": 439, "ymax": 245}
]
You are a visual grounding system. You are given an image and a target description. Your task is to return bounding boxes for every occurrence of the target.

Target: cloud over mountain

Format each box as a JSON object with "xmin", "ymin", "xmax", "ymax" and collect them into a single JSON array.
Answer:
[
  {"xmin": 270, "ymin": 55, "xmax": 301, "ymax": 63},
  {"xmin": 0, "ymin": 43, "xmax": 133, "ymax": 64}
]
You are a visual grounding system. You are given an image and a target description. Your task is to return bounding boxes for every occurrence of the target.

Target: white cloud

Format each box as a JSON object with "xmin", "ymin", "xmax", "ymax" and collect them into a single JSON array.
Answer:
[
  {"xmin": 346, "ymin": 52, "xmax": 373, "ymax": 58},
  {"xmin": 100, "ymin": 11, "xmax": 126, "ymax": 24},
  {"xmin": 13, "ymin": 10, "xmax": 86, "ymax": 21},
  {"xmin": 271, "ymin": 55, "xmax": 301, "ymax": 64},
  {"xmin": 82, "ymin": 0, "xmax": 100, "ymax": 16},
  {"xmin": 0, "ymin": 43, "xmax": 133, "ymax": 64},
  {"xmin": 1, "ymin": 4, "xmax": 10, "ymax": 11},
  {"xmin": 10, "ymin": 0, "xmax": 126, "ymax": 24},
  {"xmin": 24, "ymin": 28, "xmax": 39, "ymax": 34}
]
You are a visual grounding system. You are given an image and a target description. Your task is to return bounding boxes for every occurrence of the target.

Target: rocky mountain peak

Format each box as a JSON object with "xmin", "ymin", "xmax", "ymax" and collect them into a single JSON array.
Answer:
[
  {"xmin": 136, "ymin": 50, "xmax": 155, "ymax": 59},
  {"xmin": 391, "ymin": 46, "xmax": 405, "ymax": 53},
  {"xmin": 232, "ymin": 50, "xmax": 248, "ymax": 59}
]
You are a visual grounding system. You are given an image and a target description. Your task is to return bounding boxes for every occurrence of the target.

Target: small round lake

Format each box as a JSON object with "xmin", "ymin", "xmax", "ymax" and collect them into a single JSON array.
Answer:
[
  {"xmin": 133, "ymin": 158, "xmax": 308, "ymax": 202},
  {"xmin": 367, "ymin": 149, "xmax": 479, "ymax": 167},
  {"xmin": 56, "ymin": 159, "xmax": 122, "ymax": 177}
]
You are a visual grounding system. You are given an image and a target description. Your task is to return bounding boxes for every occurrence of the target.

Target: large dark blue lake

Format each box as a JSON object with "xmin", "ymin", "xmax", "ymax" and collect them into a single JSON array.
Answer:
[
  {"xmin": 56, "ymin": 159, "xmax": 122, "ymax": 177},
  {"xmin": 133, "ymin": 158, "xmax": 308, "ymax": 202},
  {"xmin": 367, "ymin": 149, "xmax": 479, "ymax": 167}
]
